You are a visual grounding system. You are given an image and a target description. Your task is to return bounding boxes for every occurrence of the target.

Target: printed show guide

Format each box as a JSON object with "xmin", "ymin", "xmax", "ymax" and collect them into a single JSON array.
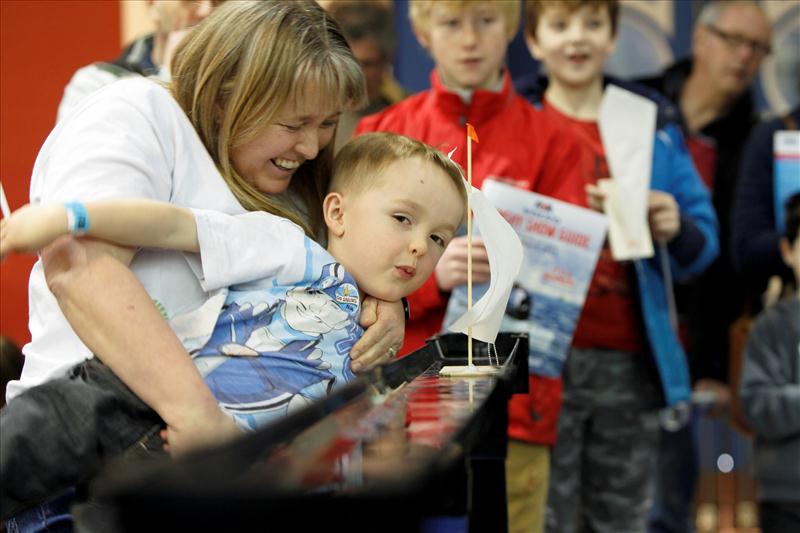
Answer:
[{"xmin": 443, "ymin": 179, "xmax": 608, "ymax": 377}]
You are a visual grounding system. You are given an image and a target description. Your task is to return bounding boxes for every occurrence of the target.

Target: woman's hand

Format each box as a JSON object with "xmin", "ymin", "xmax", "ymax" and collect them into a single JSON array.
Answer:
[
  {"xmin": 648, "ymin": 191, "xmax": 681, "ymax": 243},
  {"xmin": 434, "ymin": 236, "xmax": 490, "ymax": 292},
  {"xmin": 1, "ymin": 203, "xmax": 67, "ymax": 260},
  {"xmin": 350, "ymin": 297, "xmax": 404, "ymax": 372},
  {"xmin": 42, "ymin": 237, "xmax": 246, "ymax": 459}
]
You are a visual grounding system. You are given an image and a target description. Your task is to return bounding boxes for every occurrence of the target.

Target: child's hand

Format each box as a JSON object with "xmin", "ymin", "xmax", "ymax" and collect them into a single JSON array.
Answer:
[
  {"xmin": 0, "ymin": 203, "xmax": 67, "ymax": 260},
  {"xmin": 648, "ymin": 191, "xmax": 681, "ymax": 243},
  {"xmin": 585, "ymin": 183, "xmax": 606, "ymax": 212},
  {"xmin": 435, "ymin": 236, "xmax": 490, "ymax": 292},
  {"xmin": 160, "ymin": 406, "xmax": 242, "ymax": 457}
]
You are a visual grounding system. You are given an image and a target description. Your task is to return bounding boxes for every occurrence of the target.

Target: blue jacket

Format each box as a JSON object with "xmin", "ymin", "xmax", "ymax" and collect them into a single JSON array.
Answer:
[{"xmin": 516, "ymin": 75, "xmax": 720, "ymax": 406}]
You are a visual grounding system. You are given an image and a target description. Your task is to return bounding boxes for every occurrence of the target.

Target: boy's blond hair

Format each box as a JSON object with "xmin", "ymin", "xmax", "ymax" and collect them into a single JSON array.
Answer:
[
  {"xmin": 170, "ymin": 0, "xmax": 367, "ymax": 238},
  {"xmin": 410, "ymin": 1, "xmax": 521, "ymax": 42},
  {"xmin": 524, "ymin": 0, "xmax": 619, "ymax": 40},
  {"xmin": 331, "ymin": 132, "xmax": 467, "ymax": 212}
]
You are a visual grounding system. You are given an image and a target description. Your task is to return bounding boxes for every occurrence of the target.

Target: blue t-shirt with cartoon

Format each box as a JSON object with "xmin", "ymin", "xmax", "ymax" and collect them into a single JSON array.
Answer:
[{"xmin": 189, "ymin": 235, "xmax": 362, "ymax": 430}]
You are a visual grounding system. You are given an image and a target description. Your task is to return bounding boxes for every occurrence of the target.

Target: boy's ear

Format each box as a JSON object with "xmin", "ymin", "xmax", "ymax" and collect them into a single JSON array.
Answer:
[
  {"xmin": 524, "ymin": 33, "xmax": 542, "ymax": 60},
  {"xmin": 413, "ymin": 26, "xmax": 431, "ymax": 51},
  {"xmin": 323, "ymin": 192, "xmax": 346, "ymax": 237}
]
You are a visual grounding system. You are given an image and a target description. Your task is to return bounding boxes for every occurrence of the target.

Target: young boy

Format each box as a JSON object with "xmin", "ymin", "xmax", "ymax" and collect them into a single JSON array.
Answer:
[
  {"xmin": 355, "ymin": 2, "xmax": 585, "ymax": 531},
  {"xmin": 0, "ymin": 132, "xmax": 466, "ymax": 517},
  {"xmin": 520, "ymin": 1, "xmax": 719, "ymax": 532},
  {"xmin": 739, "ymin": 193, "xmax": 800, "ymax": 533}
]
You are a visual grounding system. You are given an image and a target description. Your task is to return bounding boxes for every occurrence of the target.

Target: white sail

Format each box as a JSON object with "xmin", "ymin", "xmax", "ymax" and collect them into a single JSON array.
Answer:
[{"xmin": 446, "ymin": 182, "xmax": 523, "ymax": 343}]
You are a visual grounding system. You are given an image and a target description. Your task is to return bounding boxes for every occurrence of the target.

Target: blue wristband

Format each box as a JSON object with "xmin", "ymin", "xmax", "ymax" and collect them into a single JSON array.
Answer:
[{"xmin": 65, "ymin": 202, "xmax": 90, "ymax": 236}]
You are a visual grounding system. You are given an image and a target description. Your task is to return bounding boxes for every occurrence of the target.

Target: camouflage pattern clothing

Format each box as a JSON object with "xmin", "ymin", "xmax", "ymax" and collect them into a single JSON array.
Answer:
[{"xmin": 546, "ymin": 348, "xmax": 662, "ymax": 533}]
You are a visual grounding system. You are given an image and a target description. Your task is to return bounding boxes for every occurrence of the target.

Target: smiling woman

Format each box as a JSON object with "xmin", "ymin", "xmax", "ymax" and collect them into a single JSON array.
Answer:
[
  {"xmin": 230, "ymin": 95, "xmax": 342, "ymax": 195},
  {"xmin": 0, "ymin": 1, "xmax": 416, "ymax": 530}
]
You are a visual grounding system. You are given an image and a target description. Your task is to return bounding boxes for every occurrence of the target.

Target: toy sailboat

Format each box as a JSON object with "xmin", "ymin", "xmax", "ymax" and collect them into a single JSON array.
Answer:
[{"xmin": 439, "ymin": 124, "xmax": 523, "ymax": 377}]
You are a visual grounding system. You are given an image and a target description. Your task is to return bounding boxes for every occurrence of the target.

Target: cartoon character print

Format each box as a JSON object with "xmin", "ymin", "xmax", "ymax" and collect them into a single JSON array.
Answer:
[{"xmin": 194, "ymin": 263, "xmax": 361, "ymax": 429}]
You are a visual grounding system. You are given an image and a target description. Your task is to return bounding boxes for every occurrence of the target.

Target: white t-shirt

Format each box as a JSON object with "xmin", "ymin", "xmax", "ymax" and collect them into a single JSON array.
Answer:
[
  {"xmin": 183, "ymin": 210, "xmax": 362, "ymax": 430},
  {"xmin": 9, "ymin": 77, "xmax": 270, "ymax": 399}
]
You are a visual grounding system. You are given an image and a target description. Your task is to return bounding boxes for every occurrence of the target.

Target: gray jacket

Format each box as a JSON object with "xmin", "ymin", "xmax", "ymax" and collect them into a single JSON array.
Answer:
[{"xmin": 740, "ymin": 298, "xmax": 800, "ymax": 502}]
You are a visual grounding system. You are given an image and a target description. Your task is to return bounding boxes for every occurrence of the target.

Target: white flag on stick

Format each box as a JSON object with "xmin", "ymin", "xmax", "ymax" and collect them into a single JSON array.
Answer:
[{"xmin": 447, "ymin": 183, "xmax": 523, "ymax": 343}]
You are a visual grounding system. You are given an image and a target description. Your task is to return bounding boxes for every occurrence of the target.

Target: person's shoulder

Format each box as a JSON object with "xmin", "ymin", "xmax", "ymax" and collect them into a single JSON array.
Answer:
[
  {"xmin": 505, "ymin": 92, "xmax": 570, "ymax": 145},
  {"xmin": 94, "ymin": 77, "xmax": 178, "ymax": 117},
  {"xmin": 57, "ymin": 64, "xmax": 131, "ymax": 122},
  {"xmin": 109, "ymin": 76, "xmax": 170, "ymax": 99},
  {"xmin": 57, "ymin": 77, "xmax": 181, "ymax": 141},
  {"xmin": 750, "ymin": 107, "xmax": 800, "ymax": 141},
  {"xmin": 356, "ymin": 91, "xmax": 430, "ymax": 133},
  {"xmin": 513, "ymin": 72, "xmax": 547, "ymax": 107},
  {"xmin": 767, "ymin": 298, "xmax": 800, "ymax": 323},
  {"xmin": 753, "ymin": 298, "xmax": 800, "ymax": 339},
  {"xmin": 64, "ymin": 63, "xmax": 124, "ymax": 92},
  {"xmin": 635, "ymin": 72, "xmax": 667, "ymax": 94}
]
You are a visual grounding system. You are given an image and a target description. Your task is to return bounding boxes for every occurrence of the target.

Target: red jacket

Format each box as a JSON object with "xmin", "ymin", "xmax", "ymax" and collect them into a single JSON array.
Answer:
[{"xmin": 355, "ymin": 70, "xmax": 583, "ymax": 445}]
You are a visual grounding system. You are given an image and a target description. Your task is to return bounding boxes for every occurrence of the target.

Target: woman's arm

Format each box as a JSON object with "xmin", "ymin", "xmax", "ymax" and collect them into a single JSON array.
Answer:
[
  {"xmin": 1, "ymin": 200, "xmax": 198, "ymax": 259},
  {"xmin": 42, "ymin": 236, "xmax": 240, "ymax": 455}
]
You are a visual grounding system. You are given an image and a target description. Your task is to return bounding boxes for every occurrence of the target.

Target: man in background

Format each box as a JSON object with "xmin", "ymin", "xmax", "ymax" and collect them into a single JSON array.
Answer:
[
  {"xmin": 641, "ymin": 2, "xmax": 773, "ymax": 531},
  {"xmin": 57, "ymin": 0, "xmax": 218, "ymax": 122},
  {"xmin": 321, "ymin": 0, "xmax": 406, "ymax": 148}
]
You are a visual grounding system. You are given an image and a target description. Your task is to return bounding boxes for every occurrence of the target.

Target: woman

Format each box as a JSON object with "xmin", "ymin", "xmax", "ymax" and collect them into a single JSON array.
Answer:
[{"xmin": 3, "ymin": 2, "xmax": 403, "ymax": 528}]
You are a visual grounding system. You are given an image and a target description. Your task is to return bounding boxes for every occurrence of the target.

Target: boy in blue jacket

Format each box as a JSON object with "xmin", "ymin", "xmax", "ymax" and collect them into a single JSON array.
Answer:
[{"xmin": 518, "ymin": 1, "xmax": 719, "ymax": 532}]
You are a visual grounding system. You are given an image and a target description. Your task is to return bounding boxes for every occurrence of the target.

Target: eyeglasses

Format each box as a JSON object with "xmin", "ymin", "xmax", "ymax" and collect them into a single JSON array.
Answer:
[{"xmin": 705, "ymin": 24, "xmax": 771, "ymax": 57}]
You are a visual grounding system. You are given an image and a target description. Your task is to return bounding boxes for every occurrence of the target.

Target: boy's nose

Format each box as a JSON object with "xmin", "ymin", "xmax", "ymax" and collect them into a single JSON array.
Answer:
[
  {"xmin": 461, "ymin": 21, "xmax": 479, "ymax": 46},
  {"xmin": 410, "ymin": 236, "xmax": 428, "ymax": 257},
  {"xmin": 567, "ymin": 23, "xmax": 586, "ymax": 42}
]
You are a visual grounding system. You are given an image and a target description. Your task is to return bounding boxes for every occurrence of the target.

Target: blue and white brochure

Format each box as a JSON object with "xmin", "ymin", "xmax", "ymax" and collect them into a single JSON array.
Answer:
[
  {"xmin": 443, "ymin": 179, "xmax": 607, "ymax": 377},
  {"xmin": 774, "ymin": 130, "xmax": 800, "ymax": 232}
]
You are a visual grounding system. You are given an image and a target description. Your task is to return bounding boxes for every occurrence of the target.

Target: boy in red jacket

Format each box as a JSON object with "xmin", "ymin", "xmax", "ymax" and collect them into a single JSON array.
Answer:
[{"xmin": 356, "ymin": 2, "xmax": 583, "ymax": 531}]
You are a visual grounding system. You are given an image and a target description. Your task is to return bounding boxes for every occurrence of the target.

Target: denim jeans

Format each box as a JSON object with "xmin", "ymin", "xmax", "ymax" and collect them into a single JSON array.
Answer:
[
  {"xmin": 4, "ymin": 489, "xmax": 75, "ymax": 533},
  {"xmin": 0, "ymin": 358, "xmax": 165, "ymax": 521}
]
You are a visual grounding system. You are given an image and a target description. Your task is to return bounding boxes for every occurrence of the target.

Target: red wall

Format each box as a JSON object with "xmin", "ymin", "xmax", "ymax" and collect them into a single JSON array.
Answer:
[{"xmin": 1, "ymin": 0, "xmax": 120, "ymax": 347}]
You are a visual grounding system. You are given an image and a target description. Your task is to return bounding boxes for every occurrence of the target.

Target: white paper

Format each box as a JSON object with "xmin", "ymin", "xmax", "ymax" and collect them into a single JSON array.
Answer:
[
  {"xmin": 444, "ymin": 180, "xmax": 607, "ymax": 376},
  {"xmin": 598, "ymin": 85, "xmax": 656, "ymax": 260},
  {"xmin": 446, "ymin": 184, "xmax": 523, "ymax": 343},
  {"xmin": 598, "ymin": 179, "xmax": 653, "ymax": 260}
]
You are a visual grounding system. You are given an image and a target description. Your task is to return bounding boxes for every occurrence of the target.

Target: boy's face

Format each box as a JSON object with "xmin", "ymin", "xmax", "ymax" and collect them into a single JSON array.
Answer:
[
  {"xmin": 325, "ymin": 157, "xmax": 464, "ymax": 303},
  {"xmin": 527, "ymin": 4, "xmax": 615, "ymax": 89},
  {"xmin": 418, "ymin": 3, "xmax": 509, "ymax": 91}
]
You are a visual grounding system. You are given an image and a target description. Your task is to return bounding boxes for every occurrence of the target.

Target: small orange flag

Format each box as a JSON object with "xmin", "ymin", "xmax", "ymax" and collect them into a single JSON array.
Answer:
[{"xmin": 466, "ymin": 122, "xmax": 479, "ymax": 143}]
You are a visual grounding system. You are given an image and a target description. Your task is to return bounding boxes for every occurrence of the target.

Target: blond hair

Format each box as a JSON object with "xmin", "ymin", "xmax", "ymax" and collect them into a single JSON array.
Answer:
[
  {"xmin": 170, "ymin": 0, "xmax": 367, "ymax": 237},
  {"xmin": 410, "ymin": 1, "xmax": 521, "ymax": 42},
  {"xmin": 331, "ymin": 133, "xmax": 467, "ymax": 212}
]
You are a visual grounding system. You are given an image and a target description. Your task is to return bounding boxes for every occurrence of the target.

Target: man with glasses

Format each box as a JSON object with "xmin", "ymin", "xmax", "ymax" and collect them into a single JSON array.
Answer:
[{"xmin": 641, "ymin": 2, "xmax": 772, "ymax": 532}]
